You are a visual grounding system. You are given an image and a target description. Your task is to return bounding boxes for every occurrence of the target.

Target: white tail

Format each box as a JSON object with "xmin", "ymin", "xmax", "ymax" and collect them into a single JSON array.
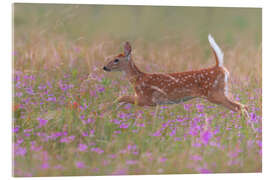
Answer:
[
  {"xmin": 208, "ymin": 34, "xmax": 224, "ymax": 67},
  {"xmin": 103, "ymin": 37, "xmax": 247, "ymax": 113}
]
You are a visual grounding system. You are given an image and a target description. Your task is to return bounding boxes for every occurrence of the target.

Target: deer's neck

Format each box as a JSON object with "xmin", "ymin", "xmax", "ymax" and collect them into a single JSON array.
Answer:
[{"xmin": 124, "ymin": 61, "xmax": 143, "ymax": 84}]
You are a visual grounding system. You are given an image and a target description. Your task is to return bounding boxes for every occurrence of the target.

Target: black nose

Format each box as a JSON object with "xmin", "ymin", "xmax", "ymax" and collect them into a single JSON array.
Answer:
[{"xmin": 103, "ymin": 66, "xmax": 110, "ymax": 71}]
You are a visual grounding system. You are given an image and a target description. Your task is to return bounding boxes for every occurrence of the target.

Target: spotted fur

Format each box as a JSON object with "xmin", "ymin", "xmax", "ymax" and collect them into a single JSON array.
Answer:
[{"xmin": 103, "ymin": 35, "xmax": 247, "ymax": 113}]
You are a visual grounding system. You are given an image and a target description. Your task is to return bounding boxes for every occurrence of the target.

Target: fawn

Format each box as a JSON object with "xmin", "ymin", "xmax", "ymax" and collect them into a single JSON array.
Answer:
[{"xmin": 103, "ymin": 34, "xmax": 247, "ymax": 114}]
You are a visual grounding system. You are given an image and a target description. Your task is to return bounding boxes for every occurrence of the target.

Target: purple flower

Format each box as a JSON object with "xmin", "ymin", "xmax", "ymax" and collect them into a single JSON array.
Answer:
[
  {"xmin": 41, "ymin": 162, "xmax": 49, "ymax": 169},
  {"xmin": 51, "ymin": 131, "xmax": 66, "ymax": 139},
  {"xmin": 78, "ymin": 143, "xmax": 88, "ymax": 152},
  {"xmin": 46, "ymin": 81, "xmax": 52, "ymax": 89},
  {"xmin": 54, "ymin": 165, "xmax": 63, "ymax": 170},
  {"xmin": 250, "ymin": 112, "xmax": 257, "ymax": 122},
  {"xmin": 26, "ymin": 87, "xmax": 34, "ymax": 95},
  {"xmin": 23, "ymin": 75, "xmax": 35, "ymax": 80},
  {"xmin": 13, "ymin": 126, "xmax": 20, "ymax": 133},
  {"xmin": 90, "ymin": 90, "xmax": 97, "ymax": 97},
  {"xmin": 188, "ymin": 128, "xmax": 199, "ymax": 136},
  {"xmin": 184, "ymin": 104, "xmax": 192, "ymax": 111},
  {"xmin": 257, "ymin": 140, "xmax": 262, "ymax": 148},
  {"xmin": 30, "ymin": 141, "xmax": 42, "ymax": 152},
  {"xmin": 176, "ymin": 117, "xmax": 184, "ymax": 122},
  {"xmin": 103, "ymin": 160, "xmax": 110, "ymax": 166},
  {"xmin": 91, "ymin": 147, "xmax": 104, "ymax": 154},
  {"xmin": 120, "ymin": 123, "xmax": 129, "ymax": 129},
  {"xmin": 192, "ymin": 142, "xmax": 202, "ymax": 147},
  {"xmin": 24, "ymin": 129, "xmax": 32, "ymax": 133},
  {"xmin": 112, "ymin": 168, "xmax": 128, "ymax": 175},
  {"xmin": 111, "ymin": 119, "xmax": 121, "ymax": 124},
  {"xmin": 75, "ymin": 161, "xmax": 85, "ymax": 168},
  {"xmin": 15, "ymin": 146, "xmax": 27, "ymax": 156},
  {"xmin": 159, "ymin": 157, "xmax": 167, "ymax": 163},
  {"xmin": 60, "ymin": 135, "xmax": 75, "ymax": 143},
  {"xmin": 114, "ymin": 130, "xmax": 121, "ymax": 134},
  {"xmin": 200, "ymin": 130, "xmax": 213, "ymax": 145},
  {"xmin": 126, "ymin": 160, "xmax": 138, "ymax": 165},
  {"xmin": 124, "ymin": 104, "xmax": 132, "ymax": 110},
  {"xmin": 98, "ymin": 87, "xmax": 105, "ymax": 93},
  {"xmin": 81, "ymin": 131, "xmax": 88, "ymax": 137},
  {"xmin": 196, "ymin": 104, "xmax": 204, "ymax": 112},
  {"xmin": 24, "ymin": 133, "xmax": 31, "ymax": 137},
  {"xmin": 16, "ymin": 138, "xmax": 24, "ymax": 145},
  {"xmin": 162, "ymin": 122, "xmax": 169, "ymax": 128},
  {"xmin": 191, "ymin": 155, "xmax": 202, "ymax": 161},
  {"xmin": 37, "ymin": 117, "xmax": 48, "ymax": 128},
  {"xmin": 90, "ymin": 129, "xmax": 95, "ymax": 136},
  {"xmin": 47, "ymin": 96, "xmax": 56, "ymax": 102},
  {"xmin": 118, "ymin": 112, "xmax": 128, "ymax": 119},
  {"xmin": 15, "ymin": 92, "xmax": 23, "ymax": 97},
  {"xmin": 136, "ymin": 123, "xmax": 145, "ymax": 127},
  {"xmin": 79, "ymin": 114, "xmax": 85, "ymax": 120},
  {"xmin": 109, "ymin": 154, "xmax": 117, "ymax": 159},
  {"xmin": 38, "ymin": 84, "xmax": 46, "ymax": 90},
  {"xmin": 127, "ymin": 144, "xmax": 137, "ymax": 151},
  {"xmin": 132, "ymin": 129, "xmax": 139, "ymax": 133},
  {"xmin": 82, "ymin": 117, "xmax": 95, "ymax": 124},
  {"xmin": 152, "ymin": 130, "xmax": 161, "ymax": 137},
  {"xmin": 169, "ymin": 128, "xmax": 176, "ymax": 137},
  {"xmin": 13, "ymin": 51, "xmax": 17, "ymax": 56},
  {"xmin": 198, "ymin": 168, "xmax": 211, "ymax": 173},
  {"xmin": 15, "ymin": 81, "xmax": 21, "ymax": 88}
]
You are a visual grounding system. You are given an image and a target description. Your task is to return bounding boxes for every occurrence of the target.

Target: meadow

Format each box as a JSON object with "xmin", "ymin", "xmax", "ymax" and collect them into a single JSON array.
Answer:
[{"xmin": 13, "ymin": 4, "xmax": 262, "ymax": 176}]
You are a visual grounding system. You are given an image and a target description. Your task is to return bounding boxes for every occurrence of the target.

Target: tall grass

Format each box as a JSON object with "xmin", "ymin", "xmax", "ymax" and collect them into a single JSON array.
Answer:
[{"xmin": 13, "ymin": 4, "xmax": 261, "ymax": 176}]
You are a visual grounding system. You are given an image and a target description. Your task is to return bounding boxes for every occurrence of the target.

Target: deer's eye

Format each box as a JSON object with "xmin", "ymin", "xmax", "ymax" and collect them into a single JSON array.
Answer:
[{"xmin": 114, "ymin": 59, "xmax": 119, "ymax": 63}]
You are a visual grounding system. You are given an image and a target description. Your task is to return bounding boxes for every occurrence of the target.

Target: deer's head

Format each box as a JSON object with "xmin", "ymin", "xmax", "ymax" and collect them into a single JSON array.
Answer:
[{"xmin": 103, "ymin": 42, "xmax": 132, "ymax": 72}]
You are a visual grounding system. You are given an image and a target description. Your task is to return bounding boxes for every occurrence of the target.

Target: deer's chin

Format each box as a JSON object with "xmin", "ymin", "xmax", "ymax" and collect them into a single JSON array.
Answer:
[
  {"xmin": 103, "ymin": 66, "xmax": 111, "ymax": 72},
  {"xmin": 110, "ymin": 69, "xmax": 122, "ymax": 72}
]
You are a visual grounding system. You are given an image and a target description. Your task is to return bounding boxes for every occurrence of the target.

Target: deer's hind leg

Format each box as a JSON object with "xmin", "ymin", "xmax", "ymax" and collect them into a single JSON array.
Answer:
[
  {"xmin": 207, "ymin": 69, "xmax": 247, "ymax": 113},
  {"xmin": 207, "ymin": 81, "xmax": 248, "ymax": 114},
  {"xmin": 208, "ymin": 93, "xmax": 245, "ymax": 112}
]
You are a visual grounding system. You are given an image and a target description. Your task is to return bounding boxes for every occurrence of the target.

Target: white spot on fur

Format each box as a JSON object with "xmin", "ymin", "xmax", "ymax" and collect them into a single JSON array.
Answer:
[
  {"xmin": 162, "ymin": 74, "xmax": 179, "ymax": 83},
  {"xmin": 213, "ymin": 79, "xmax": 218, "ymax": 87},
  {"xmin": 142, "ymin": 82, "xmax": 146, "ymax": 86}
]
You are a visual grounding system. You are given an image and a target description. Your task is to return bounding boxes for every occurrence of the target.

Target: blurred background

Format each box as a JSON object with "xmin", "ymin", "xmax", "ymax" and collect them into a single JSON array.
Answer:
[
  {"xmin": 14, "ymin": 4, "xmax": 261, "ymax": 46},
  {"xmin": 13, "ymin": 3, "xmax": 262, "ymax": 77}
]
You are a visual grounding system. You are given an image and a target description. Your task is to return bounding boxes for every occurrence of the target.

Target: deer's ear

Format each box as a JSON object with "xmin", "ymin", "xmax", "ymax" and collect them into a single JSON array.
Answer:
[{"xmin": 124, "ymin": 41, "xmax": 132, "ymax": 58}]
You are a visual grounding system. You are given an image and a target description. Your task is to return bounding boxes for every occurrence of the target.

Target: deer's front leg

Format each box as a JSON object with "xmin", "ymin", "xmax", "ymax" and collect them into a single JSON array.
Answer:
[
  {"xmin": 112, "ymin": 95, "xmax": 136, "ymax": 111},
  {"xmin": 116, "ymin": 95, "xmax": 138, "ymax": 104},
  {"xmin": 102, "ymin": 95, "xmax": 153, "ymax": 113},
  {"xmin": 117, "ymin": 95, "xmax": 155, "ymax": 107},
  {"xmin": 102, "ymin": 95, "xmax": 138, "ymax": 113}
]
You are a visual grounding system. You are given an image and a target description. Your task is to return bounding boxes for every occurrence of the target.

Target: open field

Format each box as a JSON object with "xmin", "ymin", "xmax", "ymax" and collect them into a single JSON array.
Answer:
[{"xmin": 13, "ymin": 4, "xmax": 261, "ymax": 176}]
